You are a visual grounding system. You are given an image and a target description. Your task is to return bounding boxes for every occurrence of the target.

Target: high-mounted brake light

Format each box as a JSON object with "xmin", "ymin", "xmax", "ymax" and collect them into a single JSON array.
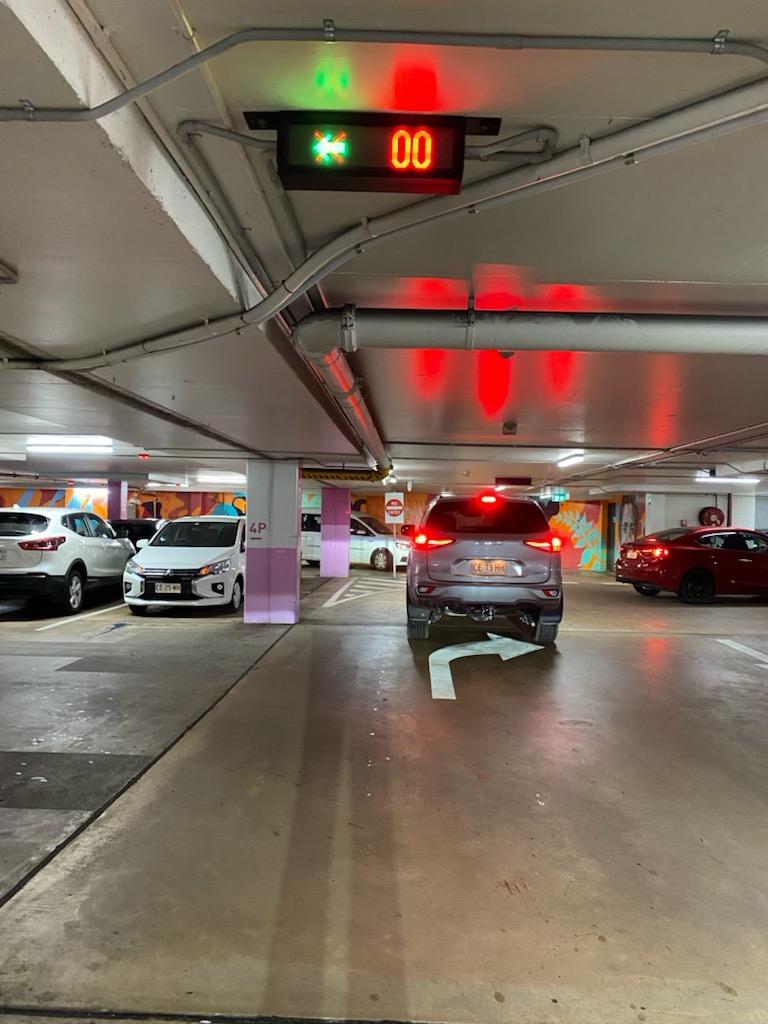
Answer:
[
  {"xmin": 479, "ymin": 494, "xmax": 498, "ymax": 505},
  {"xmin": 525, "ymin": 535, "xmax": 562, "ymax": 554},
  {"xmin": 413, "ymin": 532, "xmax": 455, "ymax": 549},
  {"xmin": 18, "ymin": 536, "xmax": 66, "ymax": 551}
]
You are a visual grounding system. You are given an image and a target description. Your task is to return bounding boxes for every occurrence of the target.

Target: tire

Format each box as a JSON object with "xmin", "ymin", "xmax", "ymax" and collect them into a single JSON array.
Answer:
[
  {"xmin": 229, "ymin": 576, "xmax": 244, "ymax": 613},
  {"xmin": 407, "ymin": 617, "xmax": 429, "ymax": 641},
  {"xmin": 679, "ymin": 570, "xmax": 715, "ymax": 604},
  {"xmin": 61, "ymin": 568, "xmax": 85, "ymax": 615},
  {"xmin": 533, "ymin": 621, "xmax": 558, "ymax": 645},
  {"xmin": 633, "ymin": 584, "xmax": 661, "ymax": 597},
  {"xmin": 129, "ymin": 604, "xmax": 149, "ymax": 616},
  {"xmin": 371, "ymin": 548, "xmax": 393, "ymax": 572}
]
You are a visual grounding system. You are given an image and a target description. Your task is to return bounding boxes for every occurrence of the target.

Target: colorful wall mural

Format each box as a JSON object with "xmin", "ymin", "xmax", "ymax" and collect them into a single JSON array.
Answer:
[
  {"xmin": 0, "ymin": 487, "xmax": 109, "ymax": 518},
  {"xmin": 131, "ymin": 490, "xmax": 245, "ymax": 519},
  {"xmin": 551, "ymin": 500, "xmax": 607, "ymax": 572}
]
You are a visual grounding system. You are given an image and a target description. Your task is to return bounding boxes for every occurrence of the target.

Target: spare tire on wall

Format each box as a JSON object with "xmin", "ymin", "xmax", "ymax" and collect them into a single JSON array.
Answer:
[{"xmin": 699, "ymin": 506, "xmax": 725, "ymax": 527}]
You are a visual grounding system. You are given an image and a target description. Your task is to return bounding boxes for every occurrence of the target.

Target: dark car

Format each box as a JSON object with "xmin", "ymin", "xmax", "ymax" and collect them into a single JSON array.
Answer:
[
  {"xmin": 616, "ymin": 527, "xmax": 768, "ymax": 603},
  {"xmin": 109, "ymin": 518, "xmax": 161, "ymax": 549},
  {"xmin": 406, "ymin": 493, "xmax": 563, "ymax": 643}
]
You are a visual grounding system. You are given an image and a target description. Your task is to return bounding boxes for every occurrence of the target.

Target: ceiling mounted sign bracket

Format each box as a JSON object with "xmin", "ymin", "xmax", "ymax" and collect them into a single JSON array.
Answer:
[{"xmin": 712, "ymin": 29, "xmax": 730, "ymax": 53}]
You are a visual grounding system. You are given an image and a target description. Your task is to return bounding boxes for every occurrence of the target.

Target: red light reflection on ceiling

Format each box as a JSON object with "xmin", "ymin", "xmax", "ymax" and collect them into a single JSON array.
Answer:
[
  {"xmin": 412, "ymin": 348, "xmax": 447, "ymax": 399},
  {"xmin": 647, "ymin": 354, "xmax": 681, "ymax": 448},
  {"xmin": 546, "ymin": 350, "xmax": 581, "ymax": 400},
  {"xmin": 391, "ymin": 63, "xmax": 439, "ymax": 110},
  {"xmin": 402, "ymin": 276, "xmax": 468, "ymax": 309},
  {"xmin": 477, "ymin": 350, "xmax": 510, "ymax": 418}
]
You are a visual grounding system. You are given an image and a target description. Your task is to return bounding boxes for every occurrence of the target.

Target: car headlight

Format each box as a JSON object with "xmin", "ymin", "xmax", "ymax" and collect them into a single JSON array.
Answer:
[
  {"xmin": 396, "ymin": 542, "xmax": 410, "ymax": 551},
  {"xmin": 197, "ymin": 558, "xmax": 231, "ymax": 577},
  {"xmin": 125, "ymin": 559, "xmax": 145, "ymax": 576}
]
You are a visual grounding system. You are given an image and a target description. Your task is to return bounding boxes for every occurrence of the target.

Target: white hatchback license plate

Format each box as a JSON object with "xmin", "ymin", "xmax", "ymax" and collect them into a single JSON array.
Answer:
[
  {"xmin": 155, "ymin": 582, "xmax": 181, "ymax": 594},
  {"xmin": 470, "ymin": 559, "xmax": 507, "ymax": 575}
]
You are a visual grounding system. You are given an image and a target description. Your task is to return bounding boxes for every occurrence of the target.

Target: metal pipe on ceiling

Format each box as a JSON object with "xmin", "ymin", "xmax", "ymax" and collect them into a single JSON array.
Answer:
[
  {"xmin": 294, "ymin": 307, "xmax": 768, "ymax": 357},
  {"xmin": 1, "ymin": 23, "xmax": 766, "ymax": 121}
]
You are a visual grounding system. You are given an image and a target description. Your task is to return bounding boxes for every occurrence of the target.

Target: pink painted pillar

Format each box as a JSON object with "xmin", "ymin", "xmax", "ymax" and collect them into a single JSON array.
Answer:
[
  {"xmin": 244, "ymin": 460, "xmax": 301, "ymax": 624},
  {"xmin": 320, "ymin": 487, "xmax": 350, "ymax": 577},
  {"xmin": 106, "ymin": 480, "xmax": 128, "ymax": 520}
]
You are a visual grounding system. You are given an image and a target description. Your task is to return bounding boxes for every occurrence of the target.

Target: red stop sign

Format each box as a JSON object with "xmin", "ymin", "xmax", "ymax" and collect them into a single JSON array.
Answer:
[{"xmin": 385, "ymin": 497, "xmax": 404, "ymax": 518}]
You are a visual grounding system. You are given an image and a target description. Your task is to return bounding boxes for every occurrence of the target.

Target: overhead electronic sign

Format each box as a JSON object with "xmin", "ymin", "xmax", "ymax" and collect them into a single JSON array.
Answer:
[{"xmin": 273, "ymin": 111, "xmax": 466, "ymax": 194}]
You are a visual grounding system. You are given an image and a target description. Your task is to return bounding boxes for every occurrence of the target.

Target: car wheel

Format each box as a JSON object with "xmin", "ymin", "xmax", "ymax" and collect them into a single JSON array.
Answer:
[
  {"xmin": 407, "ymin": 617, "xmax": 429, "ymax": 641},
  {"xmin": 679, "ymin": 570, "xmax": 715, "ymax": 604},
  {"xmin": 371, "ymin": 548, "xmax": 393, "ymax": 572},
  {"xmin": 229, "ymin": 576, "xmax": 244, "ymax": 613},
  {"xmin": 129, "ymin": 605, "xmax": 149, "ymax": 616},
  {"xmin": 533, "ymin": 621, "xmax": 558, "ymax": 645},
  {"xmin": 633, "ymin": 584, "xmax": 661, "ymax": 597},
  {"xmin": 61, "ymin": 568, "xmax": 85, "ymax": 615}
]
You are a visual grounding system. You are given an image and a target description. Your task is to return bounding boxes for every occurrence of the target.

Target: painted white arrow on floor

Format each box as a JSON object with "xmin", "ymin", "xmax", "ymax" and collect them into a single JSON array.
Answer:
[{"xmin": 429, "ymin": 633, "xmax": 543, "ymax": 700}]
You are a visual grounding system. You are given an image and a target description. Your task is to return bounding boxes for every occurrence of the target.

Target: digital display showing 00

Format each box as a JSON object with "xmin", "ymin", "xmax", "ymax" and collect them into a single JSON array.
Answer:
[{"xmin": 276, "ymin": 112, "xmax": 466, "ymax": 194}]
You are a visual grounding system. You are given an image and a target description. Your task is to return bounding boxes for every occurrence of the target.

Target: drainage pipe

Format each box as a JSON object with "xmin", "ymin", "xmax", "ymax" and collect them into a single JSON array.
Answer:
[
  {"xmin": 1, "ymin": 23, "xmax": 767, "ymax": 121},
  {"xmin": 294, "ymin": 308, "xmax": 768, "ymax": 357}
]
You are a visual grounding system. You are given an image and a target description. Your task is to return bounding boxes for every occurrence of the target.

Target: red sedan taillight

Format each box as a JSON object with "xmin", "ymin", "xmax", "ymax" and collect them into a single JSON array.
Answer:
[
  {"xmin": 413, "ymin": 532, "xmax": 455, "ymax": 550},
  {"xmin": 641, "ymin": 546, "xmax": 670, "ymax": 559},
  {"xmin": 18, "ymin": 536, "xmax": 67, "ymax": 551}
]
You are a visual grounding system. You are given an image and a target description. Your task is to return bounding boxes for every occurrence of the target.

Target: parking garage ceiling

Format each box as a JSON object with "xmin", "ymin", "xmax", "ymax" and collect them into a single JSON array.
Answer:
[{"xmin": 2, "ymin": 0, "xmax": 768, "ymax": 492}]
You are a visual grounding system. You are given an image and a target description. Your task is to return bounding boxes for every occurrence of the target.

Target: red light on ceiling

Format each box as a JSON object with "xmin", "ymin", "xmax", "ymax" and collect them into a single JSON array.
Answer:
[
  {"xmin": 390, "ymin": 128, "xmax": 434, "ymax": 171},
  {"xmin": 138, "ymin": 452, "xmax": 150, "ymax": 460},
  {"xmin": 392, "ymin": 64, "xmax": 439, "ymax": 110}
]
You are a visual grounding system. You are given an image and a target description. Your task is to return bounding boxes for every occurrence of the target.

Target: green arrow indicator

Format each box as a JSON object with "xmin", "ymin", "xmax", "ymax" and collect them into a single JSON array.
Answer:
[{"xmin": 312, "ymin": 130, "xmax": 348, "ymax": 164}]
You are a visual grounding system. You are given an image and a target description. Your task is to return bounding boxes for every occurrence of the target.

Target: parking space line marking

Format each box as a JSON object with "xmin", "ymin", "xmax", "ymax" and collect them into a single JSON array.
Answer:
[
  {"xmin": 35, "ymin": 603, "xmax": 126, "ymax": 632},
  {"xmin": 715, "ymin": 638, "xmax": 768, "ymax": 666},
  {"xmin": 319, "ymin": 580, "xmax": 356, "ymax": 609}
]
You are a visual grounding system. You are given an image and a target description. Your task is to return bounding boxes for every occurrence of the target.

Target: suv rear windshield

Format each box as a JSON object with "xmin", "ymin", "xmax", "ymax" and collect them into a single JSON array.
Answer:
[
  {"xmin": 0, "ymin": 512, "xmax": 50, "ymax": 536},
  {"xmin": 151, "ymin": 520, "xmax": 238, "ymax": 548},
  {"xmin": 425, "ymin": 499, "xmax": 549, "ymax": 535}
]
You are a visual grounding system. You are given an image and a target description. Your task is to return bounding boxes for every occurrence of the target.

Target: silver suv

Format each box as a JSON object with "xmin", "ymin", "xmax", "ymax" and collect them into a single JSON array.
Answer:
[{"xmin": 406, "ymin": 493, "xmax": 563, "ymax": 643}]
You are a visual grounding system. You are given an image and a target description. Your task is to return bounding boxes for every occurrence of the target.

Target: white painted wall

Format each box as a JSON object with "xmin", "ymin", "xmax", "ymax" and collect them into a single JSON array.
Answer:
[{"xmin": 644, "ymin": 491, "xmax": 755, "ymax": 532}]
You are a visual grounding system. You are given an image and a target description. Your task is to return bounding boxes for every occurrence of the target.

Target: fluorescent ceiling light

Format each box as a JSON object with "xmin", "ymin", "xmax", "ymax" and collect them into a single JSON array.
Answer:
[
  {"xmin": 0, "ymin": 453, "xmax": 27, "ymax": 462},
  {"xmin": 27, "ymin": 435, "xmax": 113, "ymax": 447},
  {"xmin": 696, "ymin": 475, "xmax": 760, "ymax": 485},
  {"xmin": 196, "ymin": 472, "xmax": 246, "ymax": 485},
  {"xmin": 557, "ymin": 451, "xmax": 585, "ymax": 469},
  {"xmin": 27, "ymin": 445, "xmax": 113, "ymax": 455}
]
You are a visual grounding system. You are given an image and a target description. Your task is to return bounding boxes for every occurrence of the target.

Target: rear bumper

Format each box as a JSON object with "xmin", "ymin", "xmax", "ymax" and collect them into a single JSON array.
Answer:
[
  {"xmin": 0, "ymin": 573, "xmax": 66, "ymax": 599},
  {"xmin": 615, "ymin": 560, "xmax": 677, "ymax": 590},
  {"xmin": 407, "ymin": 581, "xmax": 563, "ymax": 622}
]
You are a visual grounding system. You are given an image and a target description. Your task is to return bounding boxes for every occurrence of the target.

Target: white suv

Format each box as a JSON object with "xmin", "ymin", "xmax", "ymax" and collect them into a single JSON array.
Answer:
[
  {"xmin": 123, "ymin": 515, "xmax": 246, "ymax": 614},
  {"xmin": 0, "ymin": 507, "xmax": 134, "ymax": 613}
]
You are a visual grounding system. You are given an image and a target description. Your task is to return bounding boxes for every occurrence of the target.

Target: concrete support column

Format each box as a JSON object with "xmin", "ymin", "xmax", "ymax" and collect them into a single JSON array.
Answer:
[
  {"xmin": 106, "ymin": 480, "xmax": 128, "ymax": 520},
  {"xmin": 320, "ymin": 487, "xmax": 351, "ymax": 577},
  {"xmin": 244, "ymin": 460, "xmax": 301, "ymax": 624}
]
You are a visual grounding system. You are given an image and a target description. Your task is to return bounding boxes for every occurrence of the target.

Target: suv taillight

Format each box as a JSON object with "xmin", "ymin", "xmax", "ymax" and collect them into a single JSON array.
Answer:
[
  {"xmin": 524, "ymin": 534, "xmax": 562, "ymax": 553},
  {"xmin": 18, "ymin": 536, "xmax": 66, "ymax": 551},
  {"xmin": 413, "ymin": 532, "xmax": 455, "ymax": 550}
]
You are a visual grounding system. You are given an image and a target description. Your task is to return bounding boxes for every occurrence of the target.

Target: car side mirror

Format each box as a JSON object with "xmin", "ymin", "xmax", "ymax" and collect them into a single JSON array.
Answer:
[
  {"xmin": 136, "ymin": 538, "xmax": 149, "ymax": 550},
  {"xmin": 400, "ymin": 524, "xmax": 415, "ymax": 537}
]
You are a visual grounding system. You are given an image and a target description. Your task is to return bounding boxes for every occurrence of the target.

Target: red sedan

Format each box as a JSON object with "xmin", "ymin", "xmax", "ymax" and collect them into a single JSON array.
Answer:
[{"xmin": 616, "ymin": 527, "xmax": 768, "ymax": 603}]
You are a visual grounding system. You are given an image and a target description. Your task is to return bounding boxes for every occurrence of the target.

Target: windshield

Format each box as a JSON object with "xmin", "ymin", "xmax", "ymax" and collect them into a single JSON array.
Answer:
[
  {"xmin": 358, "ymin": 515, "xmax": 390, "ymax": 535},
  {"xmin": 425, "ymin": 499, "xmax": 548, "ymax": 535},
  {"xmin": 150, "ymin": 520, "xmax": 238, "ymax": 548},
  {"xmin": 0, "ymin": 512, "xmax": 50, "ymax": 537}
]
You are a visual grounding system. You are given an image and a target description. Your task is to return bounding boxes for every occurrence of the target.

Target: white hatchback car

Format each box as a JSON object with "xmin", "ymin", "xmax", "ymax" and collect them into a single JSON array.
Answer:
[
  {"xmin": 123, "ymin": 515, "xmax": 246, "ymax": 615},
  {"xmin": 0, "ymin": 507, "xmax": 134, "ymax": 613},
  {"xmin": 301, "ymin": 512, "xmax": 411, "ymax": 571}
]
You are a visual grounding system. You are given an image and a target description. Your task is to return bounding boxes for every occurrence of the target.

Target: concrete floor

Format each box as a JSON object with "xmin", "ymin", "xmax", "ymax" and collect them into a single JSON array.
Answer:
[{"xmin": 1, "ymin": 572, "xmax": 768, "ymax": 1023}]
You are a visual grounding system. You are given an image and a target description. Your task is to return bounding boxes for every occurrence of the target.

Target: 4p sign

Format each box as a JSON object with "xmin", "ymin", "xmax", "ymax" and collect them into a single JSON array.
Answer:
[{"xmin": 384, "ymin": 492, "xmax": 405, "ymax": 525}]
